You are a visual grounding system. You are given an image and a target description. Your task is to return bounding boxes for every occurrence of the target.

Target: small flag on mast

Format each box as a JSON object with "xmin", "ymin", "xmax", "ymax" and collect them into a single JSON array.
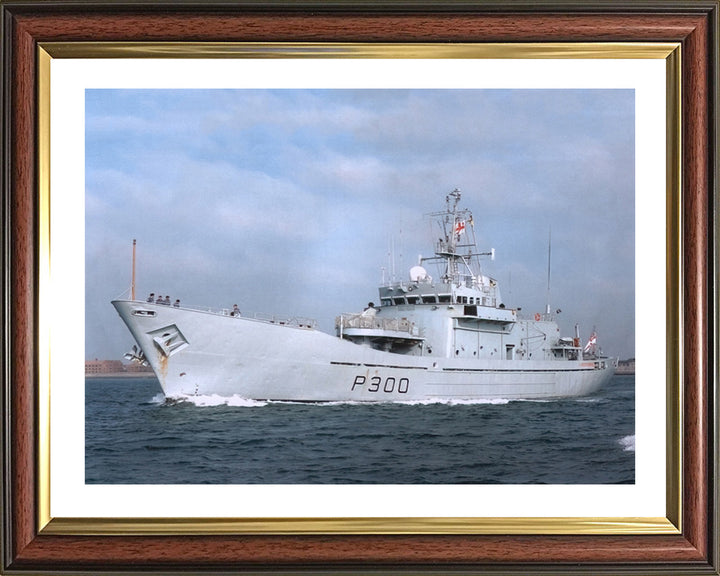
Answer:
[
  {"xmin": 583, "ymin": 332, "xmax": 597, "ymax": 353},
  {"xmin": 454, "ymin": 220, "xmax": 466, "ymax": 238}
]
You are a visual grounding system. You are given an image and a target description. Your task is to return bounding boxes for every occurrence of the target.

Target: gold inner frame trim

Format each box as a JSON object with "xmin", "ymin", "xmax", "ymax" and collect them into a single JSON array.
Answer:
[
  {"xmin": 36, "ymin": 41, "xmax": 683, "ymax": 537},
  {"xmin": 41, "ymin": 41, "xmax": 679, "ymax": 59},
  {"xmin": 37, "ymin": 46, "xmax": 52, "ymax": 535},
  {"xmin": 42, "ymin": 516, "xmax": 678, "ymax": 536},
  {"xmin": 664, "ymin": 44, "xmax": 683, "ymax": 533}
]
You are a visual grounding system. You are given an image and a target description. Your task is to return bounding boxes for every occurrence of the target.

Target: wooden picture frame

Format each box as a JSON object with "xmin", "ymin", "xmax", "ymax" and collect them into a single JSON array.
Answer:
[{"xmin": 2, "ymin": 1, "xmax": 717, "ymax": 573}]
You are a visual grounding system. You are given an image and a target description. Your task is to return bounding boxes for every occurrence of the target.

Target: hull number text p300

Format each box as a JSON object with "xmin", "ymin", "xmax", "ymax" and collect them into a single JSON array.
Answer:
[{"xmin": 351, "ymin": 375, "xmax": 410, "ymax": 394}]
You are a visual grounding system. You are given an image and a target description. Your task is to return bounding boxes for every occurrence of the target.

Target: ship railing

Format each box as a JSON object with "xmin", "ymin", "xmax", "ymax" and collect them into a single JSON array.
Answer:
[
  {"xmin": 518, "ymin": 312, "xmax": 555, "ymax": 322},
  {"xmin": 177, "ymin": 303, "xmax": 317, "ymax": 329},
  {"xmin": 251, "ymin": 312, "xmax": 318, "ymax": 329},
  {"xmin": 335, "ymin": 313, "xmax": 418, "ymax": 335}
]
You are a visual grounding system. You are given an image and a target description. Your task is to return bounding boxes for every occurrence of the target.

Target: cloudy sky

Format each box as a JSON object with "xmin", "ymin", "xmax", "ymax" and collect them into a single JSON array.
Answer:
[{"xmin": 85, "ymin": 88, "xmax": 634, "ymax": 361}]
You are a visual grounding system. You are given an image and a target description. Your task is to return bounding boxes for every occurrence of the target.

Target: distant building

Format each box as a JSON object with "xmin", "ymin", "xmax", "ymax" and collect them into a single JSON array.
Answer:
[
  {"xmin": 85, "ymin": 359, "xmax": 124, "ymax": 375},
  {"xmin": 125, "ymin": 362, "xmax": 153, "ymax": 373},
  {"xmin": 616, "ymin": 358, "xmax": 635, "ymax": 375},
  {"xmin": 85, "ymin": 359, "xmax": 154, "ymax": 375}
]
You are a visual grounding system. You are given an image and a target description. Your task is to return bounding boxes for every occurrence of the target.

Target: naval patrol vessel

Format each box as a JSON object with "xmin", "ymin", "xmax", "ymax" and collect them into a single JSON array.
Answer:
[{"xmin": 113, "ymin": 189, "xmax": 615, "ymax": 401}]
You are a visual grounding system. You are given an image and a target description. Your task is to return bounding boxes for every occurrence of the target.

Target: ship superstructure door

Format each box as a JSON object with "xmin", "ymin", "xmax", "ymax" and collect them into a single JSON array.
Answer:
[{"xmin": 506, "ymin": 344, "xmax": 515, "ymax": 360}]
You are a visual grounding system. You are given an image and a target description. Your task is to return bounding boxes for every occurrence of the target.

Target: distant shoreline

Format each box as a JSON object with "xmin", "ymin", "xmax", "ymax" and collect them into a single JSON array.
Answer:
[{"xmin": 86, "ymin": 372, "xmax": 157, "ymax": 379}]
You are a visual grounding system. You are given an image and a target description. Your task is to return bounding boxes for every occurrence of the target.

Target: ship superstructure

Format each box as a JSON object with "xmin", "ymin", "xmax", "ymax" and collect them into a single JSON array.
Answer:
[{"xmin": 113, "ymin": 189, "xmax": 615, "ymax": 401}]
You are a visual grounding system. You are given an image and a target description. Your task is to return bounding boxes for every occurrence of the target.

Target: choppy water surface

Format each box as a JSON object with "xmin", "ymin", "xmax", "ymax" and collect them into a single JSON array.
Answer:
[{"xmin": 86, "ymin": 374, "xmax": 634, "ymax": 484}]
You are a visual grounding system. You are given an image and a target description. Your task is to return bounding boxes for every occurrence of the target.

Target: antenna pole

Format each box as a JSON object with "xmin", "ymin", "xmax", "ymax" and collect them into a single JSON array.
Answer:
[
  {"xmin": 131, "ymin": 239, "xmax": 137, "ymax": 301},
  {"xmin": 391, "ymin": 234, "xmax": 396, "ymax": 282}
]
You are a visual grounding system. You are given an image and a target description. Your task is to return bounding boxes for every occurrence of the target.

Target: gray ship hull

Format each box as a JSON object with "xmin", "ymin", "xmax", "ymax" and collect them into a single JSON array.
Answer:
[{"xmin": 112, "ymin": 300, "xmax": 614, "ymax": 402}]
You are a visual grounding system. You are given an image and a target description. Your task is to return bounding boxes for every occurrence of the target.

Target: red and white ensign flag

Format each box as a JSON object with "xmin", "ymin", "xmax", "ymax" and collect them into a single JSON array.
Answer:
[
  {"xmin": 583, "ymin": 332, "xmax": 597, "ymax": 352},
  {"xmin": 454, "ymin": 220, "xmax": 466, "ymax": 237}
]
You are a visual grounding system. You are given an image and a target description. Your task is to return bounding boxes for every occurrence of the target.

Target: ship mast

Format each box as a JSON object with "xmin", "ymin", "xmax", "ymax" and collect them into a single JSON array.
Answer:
[
  {"xmin": 545, "ymin": 228, "xmax": 551, "ymax": 315},
  {"xmin": 131, "ymin": 238, "xmax": 137, "ymax": 301},
  {"xmin": 441, "ymin": 188, "xmax": 462, "ymax": 282},
  {"xmin": 423, "ymin": 188, "xmax": 490, "ymax": 287}
]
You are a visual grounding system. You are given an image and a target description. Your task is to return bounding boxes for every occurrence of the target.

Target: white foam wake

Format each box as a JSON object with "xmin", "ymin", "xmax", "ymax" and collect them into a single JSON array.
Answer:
[
  {"xmin": 618, "ymin": 435, "xmax": 635, "ymax": 452},
  {"xmin": 163, "ymin": 394, "xmax": 268, "ymax": 407},
  {"xmin": 397, "ymin": 397, "xmax": 512, "ymax": 406},
  {"xmin": 151, "ymin": 395, "xmax": 553, "ymax": 407}
]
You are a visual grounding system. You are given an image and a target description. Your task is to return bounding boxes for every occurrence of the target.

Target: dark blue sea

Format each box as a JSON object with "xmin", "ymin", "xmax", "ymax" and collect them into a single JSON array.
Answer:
[{"xmin": 85, "ymin": 374, "xmax": 634, "ymax": 484}]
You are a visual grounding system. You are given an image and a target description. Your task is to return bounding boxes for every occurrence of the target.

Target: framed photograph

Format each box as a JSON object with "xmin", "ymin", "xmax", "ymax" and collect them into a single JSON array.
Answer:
[{"xmin": 2, "ymin": 1, "xmax": 717, "ymax": 574}]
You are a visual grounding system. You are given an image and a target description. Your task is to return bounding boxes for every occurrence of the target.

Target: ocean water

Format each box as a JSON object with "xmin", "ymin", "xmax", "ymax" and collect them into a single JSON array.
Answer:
[{"xmin": 85, "ymin": 374, "xmax": 634, "ymax": 484}]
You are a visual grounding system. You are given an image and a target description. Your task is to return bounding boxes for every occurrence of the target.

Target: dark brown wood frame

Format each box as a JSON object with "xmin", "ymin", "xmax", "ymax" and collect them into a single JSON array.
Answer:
[{"xmin": 1, "ymin": 1, "xmax": 717, "ymax": 573}]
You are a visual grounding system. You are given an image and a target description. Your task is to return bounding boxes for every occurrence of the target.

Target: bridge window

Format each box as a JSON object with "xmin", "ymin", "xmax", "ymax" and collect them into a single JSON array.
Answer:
[{"xmin": 422, "ymin": 295, "xmax": 437, "ymax": 304}]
